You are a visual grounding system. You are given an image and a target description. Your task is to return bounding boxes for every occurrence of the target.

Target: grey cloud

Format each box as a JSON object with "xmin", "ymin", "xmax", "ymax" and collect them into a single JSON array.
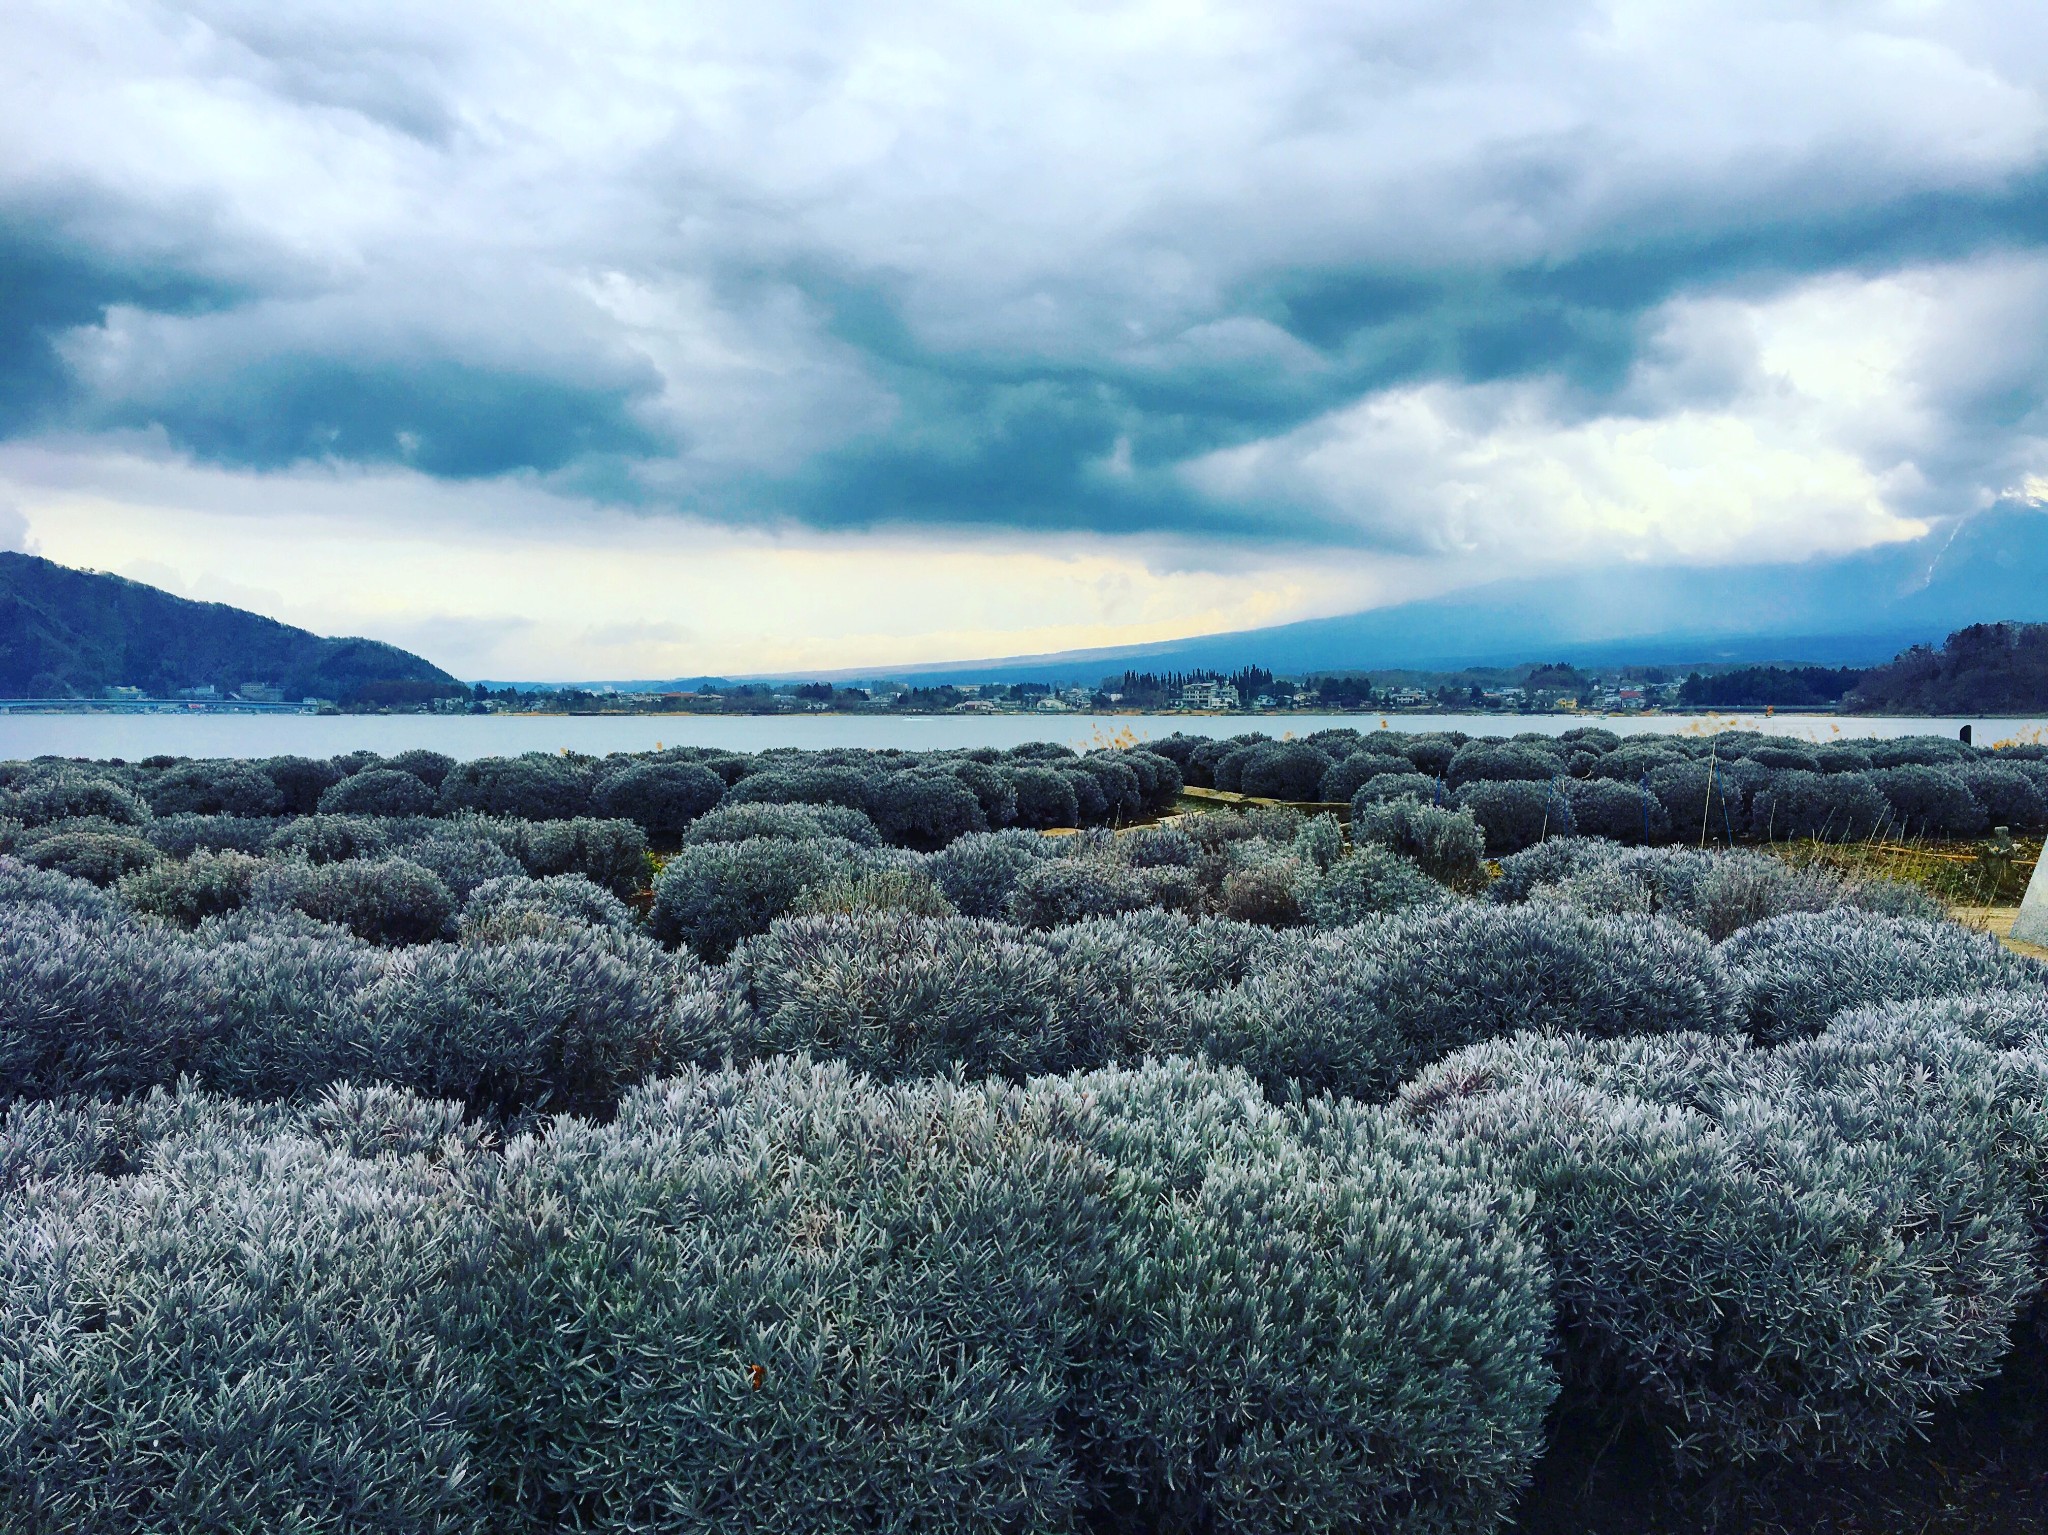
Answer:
[{"xmin": 1, "ymin": 0, "xmax": 2045, "ymax": 555}]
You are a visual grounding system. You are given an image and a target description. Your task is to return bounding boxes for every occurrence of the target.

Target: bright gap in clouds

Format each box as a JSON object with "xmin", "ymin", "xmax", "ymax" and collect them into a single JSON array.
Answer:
[{"xmin": 4, "ymin": 455, "xmax": 1416, "ymax": 679}]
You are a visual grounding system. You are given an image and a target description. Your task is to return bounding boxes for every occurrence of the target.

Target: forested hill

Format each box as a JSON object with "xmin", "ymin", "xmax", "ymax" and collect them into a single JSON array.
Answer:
[
  {"xmin": 1846, "ymin": 622, "xmax": 2048, "ymax": 714},
  {"xmin": 0, "ymin": 552, "xmax": 459, "ymax": 702}
]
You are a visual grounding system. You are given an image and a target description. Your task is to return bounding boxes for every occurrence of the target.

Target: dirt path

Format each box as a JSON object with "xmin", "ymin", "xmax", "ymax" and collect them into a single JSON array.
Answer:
[{"xmin": 1949, "ymin": 905, "xmax": 2048, "ymax": 961}]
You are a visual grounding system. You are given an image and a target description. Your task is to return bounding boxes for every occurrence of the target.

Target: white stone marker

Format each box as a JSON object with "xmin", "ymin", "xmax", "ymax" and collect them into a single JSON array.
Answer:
[{"xmin": 2012, "ymin": 841, "xmax": 2048, "ymax": 946}]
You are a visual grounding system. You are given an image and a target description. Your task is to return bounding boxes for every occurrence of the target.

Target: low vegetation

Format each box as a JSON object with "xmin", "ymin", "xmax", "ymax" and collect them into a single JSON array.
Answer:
[{"xmin": 2, "ymin": 729, "xmax": 2046, "ymax": 1533}]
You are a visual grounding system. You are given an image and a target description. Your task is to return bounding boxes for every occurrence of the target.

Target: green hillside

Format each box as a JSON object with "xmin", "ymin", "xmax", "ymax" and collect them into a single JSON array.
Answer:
[{"xmin": 0, "ymin": 552, "xmax": 459, "ymax": 702}]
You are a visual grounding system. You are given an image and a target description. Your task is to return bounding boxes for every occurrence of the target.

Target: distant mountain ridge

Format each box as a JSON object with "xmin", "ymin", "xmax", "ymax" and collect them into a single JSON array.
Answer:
[
  {"xmin": 0, "ymin": 553, "xmax": 457, "ymax": 701},
  {"xmin": 755, "ymin": 501, "xmax": 2048, "ymax": 686}
]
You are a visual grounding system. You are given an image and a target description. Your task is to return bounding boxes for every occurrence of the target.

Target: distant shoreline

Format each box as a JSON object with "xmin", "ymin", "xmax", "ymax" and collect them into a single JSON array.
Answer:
[{"xmin": 0, "ymin": 701, "xmax": 2029, "ymax": 722}]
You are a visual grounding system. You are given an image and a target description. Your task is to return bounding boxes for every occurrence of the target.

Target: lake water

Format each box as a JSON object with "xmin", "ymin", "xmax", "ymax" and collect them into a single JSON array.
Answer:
[{"xmin": 2, "ymin": 711, "xmax": 2042, "ymax": 761}]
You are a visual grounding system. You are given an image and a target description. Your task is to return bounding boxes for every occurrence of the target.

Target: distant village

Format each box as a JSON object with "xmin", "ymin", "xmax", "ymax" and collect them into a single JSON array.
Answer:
[
  {"xmin": 455, "ymin": 663, "xmax": 1702, "ymax": 718},
  {"xmin": 12, "ymin": 662, "xmax": 1863, "ymax": 718}
]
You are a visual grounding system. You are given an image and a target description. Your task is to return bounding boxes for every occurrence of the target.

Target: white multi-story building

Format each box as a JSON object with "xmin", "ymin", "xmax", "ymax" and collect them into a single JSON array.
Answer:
[{"xmin": 1178, "ymin": 681, "xmax": 1239, "ymax": 710}]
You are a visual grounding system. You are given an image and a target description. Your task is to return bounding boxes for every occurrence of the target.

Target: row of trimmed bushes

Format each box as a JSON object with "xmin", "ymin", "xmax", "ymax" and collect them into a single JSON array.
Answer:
[
  {"xmin": 10, "ymin": 798, "xmax": 1449, "ymax": 960},
  {"xmin": 1162, "ymin": 723, "xmax": 2032, "ymax": 791},
  {"xmin": 7, "ymin": 731, "xmax": 2035, "ymax": 870},
  {"xmin": 659, "ymin": 798, "xmax": 1946, "ymax": 961},
  {"xmin": 0, "ymin": 860, "xmax": 687, "ymax": 1114},
  {"xmin": 7, "ymin": 1000, "xmax": 2047, "ymax": 1532},
  {"xmin": 9, "ymin": 836, "xmax": 2032, "ymax": 1122},
  {"xmin": 1328, "ymin": 757, "xmax": 2048, "ymax": 854},
  {"xmin": 1141, "ymin": 726, "xmax": 2048, "ymax": 846},
  {"xmin": 0, "ymin": 741, "xmax": 1186, "ymax": 848},
  {"xmin": 652, "ymin": 805, "xmax": 1455, "ymax": 959},
  {"xmin": 2, "ymin": 808, "xmax": 650, "ymax": 895}
]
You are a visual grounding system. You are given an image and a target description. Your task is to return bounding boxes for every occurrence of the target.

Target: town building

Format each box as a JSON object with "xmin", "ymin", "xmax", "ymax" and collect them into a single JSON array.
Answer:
[{"xmin": 1177, "ymin": 680, "xmax": 1239, "ymax": 710}]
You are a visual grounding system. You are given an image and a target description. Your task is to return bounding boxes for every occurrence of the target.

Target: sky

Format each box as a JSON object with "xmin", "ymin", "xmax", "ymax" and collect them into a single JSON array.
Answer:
[{"xmin": 3, "ymin": 0, "xmax": 2047, "ymax": 680}]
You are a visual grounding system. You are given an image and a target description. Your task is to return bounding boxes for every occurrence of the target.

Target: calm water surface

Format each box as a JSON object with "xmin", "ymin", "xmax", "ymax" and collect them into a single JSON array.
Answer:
[{"xmin": 2, "ymin": 712, "xmax": 2042, "ymax": 761}]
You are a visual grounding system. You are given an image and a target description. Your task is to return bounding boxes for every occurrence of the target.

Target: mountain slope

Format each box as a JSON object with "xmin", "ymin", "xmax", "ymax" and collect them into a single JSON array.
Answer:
[
  {"xmin": 791, "ymin": 501, "xmax": 2048, "ymax": 684},
  {"xmin": 0, "ymin": 553, "xmax": 458, "ymax": 700}
]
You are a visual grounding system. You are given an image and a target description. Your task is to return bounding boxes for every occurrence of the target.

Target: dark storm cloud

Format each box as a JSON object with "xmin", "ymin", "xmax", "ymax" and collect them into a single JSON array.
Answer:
[
  {"xmin": 0, "ymin": 224, "xmax": 244, "ymax": 435},
  {"xmin": 94, "ymin": 352, "xmax": 660, "ymax": 478}
]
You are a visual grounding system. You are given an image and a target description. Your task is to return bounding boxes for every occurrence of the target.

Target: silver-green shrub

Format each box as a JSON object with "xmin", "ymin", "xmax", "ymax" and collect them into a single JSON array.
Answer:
[
  {"xmin": 1002, "ymin": 764, "xmax": 1082, "ymax": 829},
  {"xmin": 1349, "ymin": 795, "xmax": 1486, "ymax": 887},
  {"xmin": 1026, "ymin": 910, "xmax": 1287, "ymax": 1062},
  {"xmin": 1873, "ymin": 764, "xmax": 1987, "ymax": 838},
  {"xmin": 1815, "ymin": 997, "xmax": 2048, "ymax": 1246},
  {"xmin": 251, "ymin": 855, "xmax": 457, "ymax": 945},
  {"xmin": 144, "ymin": 812, "xmax": 277, "ymax": 857},
  {"xmin": 1216, "ymin": 847, "xmax": 1313, "ymax": 927},
  {"xmin": 683, "ymin": 800, "xmax": 883, "ymax": 847},
  {"xmin": 866, "ymin": 770, "xmax": 992, "ymax": 847},
  {"xmin": 19, "ymin": 831, "xmax": 160, "ymax": 886},
  {"xmin": 1291, "ymin": 811, "xmax": 1344, "ymax": 871},
  {"xmin": 1648, "ymin": 757, "xmax": 1765, "ymax": 844},
  {"xmin": 1720, "ymin": 909, "xmax": 2043, "ymax": 1043},
  {"xmin": 1233, "ymin": 740, "xmax": 1334, "ymax": 800},
  {"xmin": 366, "ymin": 933, "xmax": 674, "ymax": 1118},
  {"xmin": 589, "ymin": 760, "xmax": 726, "ymax": 844},
  {"xmin": 1007, "ymin": 854, "xmax": 1154, "ymax": 928},
  {"xmin": 785, "ymin": 865, "xmax": 958, "ymax": 919},
  {"xmin": 1042, "ymin": 1058, "xmax": 1558, "ymax": 1534},
  {"xmin": 436, "ymin": 753, "xmax": 591, "ymax": 820},
  {"xmin": 142, "ymin": 760, "xmax": 286, "ymax": 818},
  {"xmin": 264, "ymin": 812, "xmax": 396, "ymax": 863},
  {"xmin": 1686, "ymin": 853, "xmax": 1857, "ymax": 940},
  {"xmin": 1118, "ymin": 824, "xmax": 1199, "ymax": 868},
  {"xmin": 1562, "ymin": 776, "xmax": 1670, "ymax": 843},
  {"xmin": 114, "ymin": 848, "xmax": 263, "ymax": 926},
  {"xmin": 317, "ymin": 766, "xmax": 438, "ymax": 816},
  {"xmin": 185, "ymin": 925, "xmax": 387, "ymax": 1098},
  {"xmin": 710, "ymin": 913, "xmax": 1077, "ymax": 1080},
  {"xmin": 1955, "ymin": 762, "xmax": 2048, "ymax": 832},
  {"xmin": 1488, "ymin": 836, "xmax": 1623, "ymax": 902},
  {"xmin": 494, "ymin": 817, "xmax": 649, "ymax": 897},
  {"xmin": 1869, "ymin": 734, "xmax": 1974, "ymax": 769},
  {"xmin": 405, "ymin": 834, "xmax": 526, "ymax": 899},
  {"xmin": 1397, "ymin": 732, "xmax": 1461, "ymax": 777},
  {"xmin": 1187, "ymin": 906, "xmax": 1738, "ymax": 1103},
  {"xmin": 1445, "ymin": 741, "xmax": 1561, "ymax": 787},
  {"xmin": 9, "ymin": 773, "xmax": 151, "ymax": 829},
  {"xmin": 460, "ymin": 873, "xmax": 636, "ymax": 943},
  {"xmin": 650, "ymin": 835, "xmax": 869, "ymax": 958},
  {"xmin": 1454, "ymin": 778, "xmax": 1574, "ymax": 854},
  {"xmin": 1104, "ymin": 748, "xmax": 1183, "ymax": 815},
  {"xmin": 1347, "ymin": 771, "xmax": 1440, "ymax": 809},
  {"xmin": 1304, "ymin": 847, "xmax": 1455, "ymax": 927},
  {"xmin": 464, "ymin": 1057, "xmax": 1107, "ymax": 1535},
  {"xmin": 0, "ymin": 1084, "xmax": 488, "ymax": 1533},
  {"xmin": 1401, "ymin": 1023, "xmax": 2043, "ymax": 1466},
  {"xmin": 1495, "ymin": 839, "xmax": 1939, "ymax": 940},
  {"xmin": 460, "ymin": 1056, "xmax": 1556, "ymax": 1535},
  {"xmin": 0, "ymin": 854, "xmax": 114, "ymax": 919},
  {"xmin": 381, "ymin": 748, "xmax": 458, "ymax": 789},
  {"xmin": 1317, "ymin": 751, "xmax": 1416, "ymax": 804},
  {"xmin": 0, "ymin": 908, "xmax": 212, "ymax": 1100},
  {"xmin": 258, "ymin": 753, "xmax": 348, "ymax": 813},
  {"xmin": 1746, "ymin": 768, "xmax": 1887, "ymax": 841},
  {"xmin": 925, "ymin": 828, "xmax": 1065, "ymax": 917}
]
